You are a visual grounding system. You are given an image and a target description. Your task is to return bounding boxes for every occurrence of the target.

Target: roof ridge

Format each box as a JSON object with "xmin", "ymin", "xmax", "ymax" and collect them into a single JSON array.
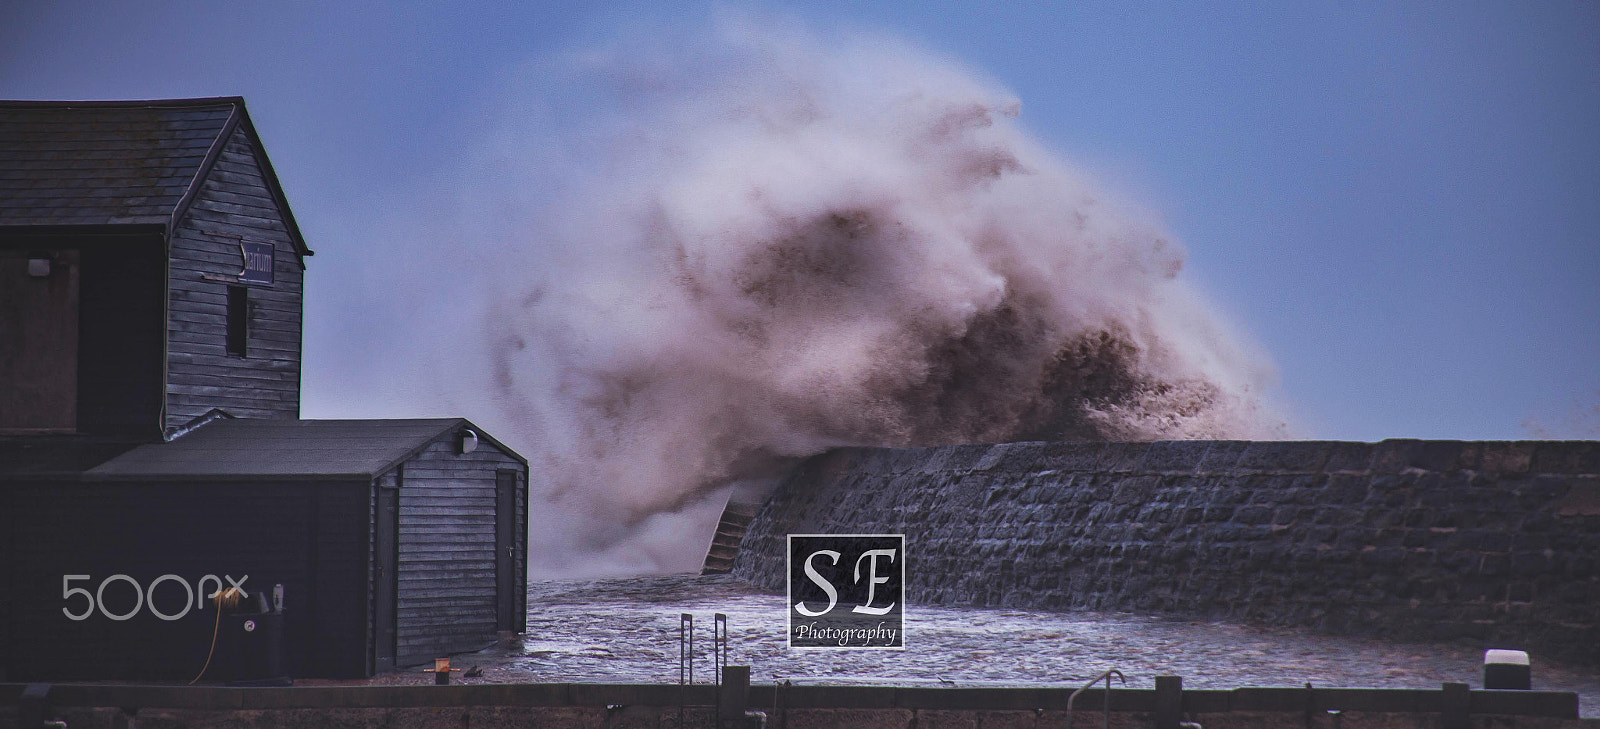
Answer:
[
  {"xmin": 1, "ymin": 96, "xmax": 314, "ymax": 260},
  {"xmin": 226, "ymin": 417, "xmax": 464, "ymax": 424},
  {"xmin": 0, "ymin": 97, "xmax": 245, "ymax": 109},
  {"xmin": 82, "ymin": 416, "xmax": 528, "ymax": 479}
]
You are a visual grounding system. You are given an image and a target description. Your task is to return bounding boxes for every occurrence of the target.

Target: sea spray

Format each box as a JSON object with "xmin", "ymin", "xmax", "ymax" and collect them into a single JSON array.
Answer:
[{"xmin": 431, "ymin": 16, "xmax": 1284, "ymax": 575}]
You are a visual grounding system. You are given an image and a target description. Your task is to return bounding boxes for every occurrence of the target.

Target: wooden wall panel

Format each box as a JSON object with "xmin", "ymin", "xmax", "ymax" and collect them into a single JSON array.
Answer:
[
  {"xmin": 394, "ymin": 438, "xmax": 525, "ymax": 667},
  {"xmin": 165, "ymin": 124, "xmax": 303, "ymax": 432}
]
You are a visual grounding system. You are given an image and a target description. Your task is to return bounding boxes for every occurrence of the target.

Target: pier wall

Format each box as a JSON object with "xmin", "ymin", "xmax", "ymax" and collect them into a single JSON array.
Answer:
[
  {"xmin": 1, "ymin": 681, "xmax": 1589, "ymax": 729},
  {"xmin": 730, "ymin": 440, "xmax": 1600, "ymax": 665}
]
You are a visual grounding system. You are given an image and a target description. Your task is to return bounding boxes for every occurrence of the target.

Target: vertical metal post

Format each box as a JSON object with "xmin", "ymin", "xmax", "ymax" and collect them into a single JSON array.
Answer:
[
  {"xmin": 1103, "ymin": 669, "xmax": 1121, "ymax": 729},
  {"xmin": 713, "ymin": 613, "xmax": 726, "ymax": 727},
  {"xmin": 714, "ymin": 612, "xmax": 728, "ymax": 685},
  {"xmin": 680, "ymin": 613, "xmax": 694, "ymax": 685},
  {"xmin": 680, "ymin": 613, "xmax": 693, "ymax": 728}
]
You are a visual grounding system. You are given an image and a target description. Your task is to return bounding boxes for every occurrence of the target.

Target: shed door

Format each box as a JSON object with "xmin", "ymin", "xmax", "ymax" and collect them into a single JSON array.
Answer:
[
  {"xmin": 496, "ymin": 470, "xmax": 518, "ymax": 632},
  {"xmin": 374, "ymin": 484, "xmax": 399, "ymax": 672}
]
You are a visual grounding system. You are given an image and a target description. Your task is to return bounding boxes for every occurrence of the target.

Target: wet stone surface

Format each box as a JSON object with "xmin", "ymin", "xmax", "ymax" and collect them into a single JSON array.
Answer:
[
  {"xmin": 420, "ymin": 575, "xmax": 1598, "ymax": 716},
  {"xmin": 730, "ymin": 442, "xmax": 1600, "ymax": 667}
]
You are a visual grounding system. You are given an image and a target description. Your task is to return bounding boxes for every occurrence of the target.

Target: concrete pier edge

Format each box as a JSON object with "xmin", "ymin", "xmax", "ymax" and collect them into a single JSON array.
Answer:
[{"xmin": 0, "ymin": 681, "xmax": 1582, "ymax": 715}]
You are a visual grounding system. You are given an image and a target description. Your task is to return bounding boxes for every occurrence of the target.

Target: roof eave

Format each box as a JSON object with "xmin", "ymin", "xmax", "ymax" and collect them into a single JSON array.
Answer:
[
  {"xmin": 461, "ymin": 417, "xmax": 530, "ymax": 468},
  {"xmin": 368, "ymin": 417, "xmax": 531, "ymax": 478},
  {"xmin": 0, "ymin": 223, "xmax": 168, "ymax": 240},
  {"xmin": 230, "ymin": 100, "xmax": 314, "ymax": 263},
  {"xmin": 369, "ymin": 418, "xmax": 469, "ymax": 478},
  {"xmin": 79, "ymin": 472, "xmax": 375, "ymax": 483},
  {"xmin": 168, "ymin": 102, "xmax": 244, "ymax": 244},
  {"xmin": 0, "ymin": 96, "xmax": 248, "ymax": 109}
]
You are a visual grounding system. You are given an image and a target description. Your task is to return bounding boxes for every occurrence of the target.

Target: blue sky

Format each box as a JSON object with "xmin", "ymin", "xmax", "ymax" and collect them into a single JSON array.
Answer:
[{"xmin": 4, "ymin": 1, "xmax": 1596, "ymax": 441}]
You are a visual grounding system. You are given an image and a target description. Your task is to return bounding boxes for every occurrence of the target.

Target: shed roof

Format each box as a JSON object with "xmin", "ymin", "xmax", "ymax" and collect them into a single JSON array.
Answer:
[
  {"xmin": 0, "ymin": 436, "xmax": 144, "ymax": 478},
  {"xmin": 85, "ymin": 417, "xmax": 519, "ymax": 480},
  {"xmin": 0, "ymin": 97, "xmax": 310, "ymax": 257}
]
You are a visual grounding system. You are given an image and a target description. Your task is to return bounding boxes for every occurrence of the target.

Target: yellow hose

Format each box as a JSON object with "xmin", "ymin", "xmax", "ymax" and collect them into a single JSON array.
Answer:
[{"xmin": 188, "ymin": 587, "xmax": 242, "ymax": 685}]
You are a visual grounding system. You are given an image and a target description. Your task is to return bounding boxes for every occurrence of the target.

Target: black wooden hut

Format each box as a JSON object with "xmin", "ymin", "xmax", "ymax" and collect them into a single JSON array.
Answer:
[
  {"xmin": 0, "ymin": 97, "xmax": 310, "ymax": 436},
  {"xmin": 0, "ymin": 98, "xmax": 529, "ymax": 680}
]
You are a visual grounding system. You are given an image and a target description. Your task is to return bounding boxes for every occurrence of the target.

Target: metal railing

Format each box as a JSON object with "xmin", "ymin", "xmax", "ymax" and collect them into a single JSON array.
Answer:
[
  {"xmin": 680, "ymin": 611, "xmax": 736, "ymax": 727},
  {"xmin": 679, "ymin": 613, "xmax": 695, "ymax": 685},
  {"xmin": 1068, "ymin": 668, "xmax": 1125, "ymax": 729},
  {"xmin": 714, "ymin": 612, "xmax": 729, "ymax": 684},
  {"xmin": 679, "ymin": 613, "xmax": 693, "ymax": 727}
]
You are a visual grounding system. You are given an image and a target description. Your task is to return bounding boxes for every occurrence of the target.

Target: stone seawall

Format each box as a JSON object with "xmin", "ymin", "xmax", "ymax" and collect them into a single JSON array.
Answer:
[
  {"xmin": 3, "ymin": 681, "xmax": 1588, "ymax": 729},
  {"xmin": 730, "ymin": 440, "xmax": 1600, "ymax": 665}
]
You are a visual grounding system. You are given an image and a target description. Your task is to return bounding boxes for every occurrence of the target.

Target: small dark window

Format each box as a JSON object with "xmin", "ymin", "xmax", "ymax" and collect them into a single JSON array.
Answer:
[{"xmin": 226, "ymin": 285, "xmax": 249, "ymax": 357}]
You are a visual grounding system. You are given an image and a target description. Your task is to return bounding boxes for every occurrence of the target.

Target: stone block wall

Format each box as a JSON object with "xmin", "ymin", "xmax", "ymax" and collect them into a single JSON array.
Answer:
[{"xmin": 730, "ymin": 440, "xmax": 1600, "ymax": 665}]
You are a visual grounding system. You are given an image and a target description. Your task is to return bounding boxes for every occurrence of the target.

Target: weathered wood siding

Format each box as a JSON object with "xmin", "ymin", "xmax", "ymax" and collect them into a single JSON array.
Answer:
[
  {"xmin": 165, "ymin": 123, "xmax": 303, "ymax": 431},
  {"xmin": 395, "ymin": 438, "xmax": 525, "ymax": 666},
  {"xmin": 365, "ymin": 469, "xmax": 399, "ymax": 676},
  {"xmin": 509, "ymin": 468, "xmax": 528, "ymax": 633}
]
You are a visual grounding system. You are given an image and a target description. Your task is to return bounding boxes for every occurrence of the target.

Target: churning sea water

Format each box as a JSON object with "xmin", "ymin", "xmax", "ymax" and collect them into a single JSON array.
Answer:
[{"xmin": 498, "ymin": 575, "xmax": 1598, "ymax": 716}]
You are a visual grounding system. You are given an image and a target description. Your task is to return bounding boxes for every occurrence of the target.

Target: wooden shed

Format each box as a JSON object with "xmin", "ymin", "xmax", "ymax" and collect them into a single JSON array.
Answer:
[
  {"xmin": 0, "ymin": 98, "xmax": 530, "ymax": 680},
  {"xmin": 2, "ymin": 416, "xmax": 527, "ymax": 679},
  {"xmin": 0, "ymin": 97, "xmax": 310, "ymax": 438}
]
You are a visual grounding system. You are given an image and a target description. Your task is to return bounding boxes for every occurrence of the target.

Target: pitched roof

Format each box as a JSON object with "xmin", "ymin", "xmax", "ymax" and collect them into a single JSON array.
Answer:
[
  {"xmin": 0, "ymin": 97, "xmax": 310, "ymax": 257},
  {"xmin": 85, "ymin": 417, "xmax": 515, "ymax": 479}
]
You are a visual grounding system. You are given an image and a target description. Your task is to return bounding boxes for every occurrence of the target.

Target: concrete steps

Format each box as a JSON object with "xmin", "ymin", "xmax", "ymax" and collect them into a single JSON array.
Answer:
[{"xmin": 700, "ymin": 500, "xmax": 759, "ymax": 574}]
